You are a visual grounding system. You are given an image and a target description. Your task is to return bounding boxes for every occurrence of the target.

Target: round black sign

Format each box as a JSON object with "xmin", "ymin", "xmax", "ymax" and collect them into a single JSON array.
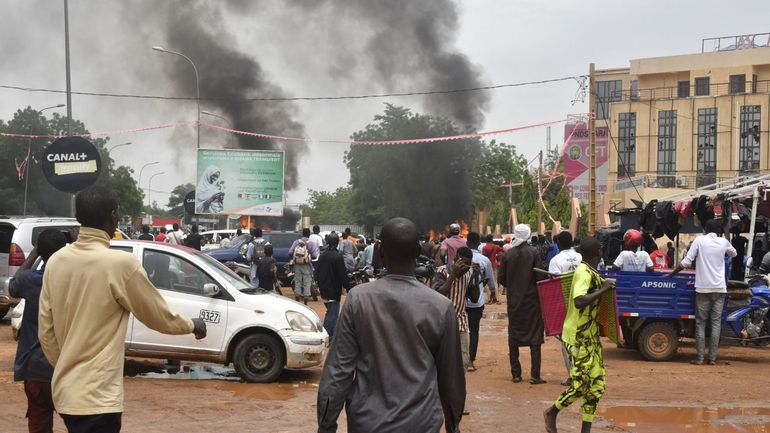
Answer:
[
  {"xmin": 184, "ymin": 191, "xmax": 196, "ymax": 214},
  {"xmin": 41, "ymin": 137, "xmax": 102, "ymax": 193}
]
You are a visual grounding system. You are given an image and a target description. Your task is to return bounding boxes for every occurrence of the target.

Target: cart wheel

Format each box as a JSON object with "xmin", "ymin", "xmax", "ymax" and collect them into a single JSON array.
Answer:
[{"xmin": 637, "ymin": 322, "xmax": 678, "ymax": 361}]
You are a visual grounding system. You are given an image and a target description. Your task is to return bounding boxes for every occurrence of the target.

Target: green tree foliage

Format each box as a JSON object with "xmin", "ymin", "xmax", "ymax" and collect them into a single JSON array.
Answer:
[
  {"xmin": 300, "ymin": 187, "xmax": 354, "ymax": 225},
  {"xmin": 167, "ymin": 183, "xmax": 195, "ymax": 218},
  {"xmin": 345, "ymin": 104, "xmax": 480, "ymax": 231},
  {"xmin": 0, "ymin": 107, "xmax": 143, "ymax": 218}
]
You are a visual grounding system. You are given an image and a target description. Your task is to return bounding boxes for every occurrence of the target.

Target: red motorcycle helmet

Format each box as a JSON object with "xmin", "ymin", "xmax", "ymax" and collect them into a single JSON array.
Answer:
[{"xmin": 623, "ymin": 229, "xmax": 643, "ymax": 248}]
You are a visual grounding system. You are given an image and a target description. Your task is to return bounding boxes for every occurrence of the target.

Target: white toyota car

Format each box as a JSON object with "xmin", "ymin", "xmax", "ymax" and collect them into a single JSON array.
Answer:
[{"xmin": 13, "ymin": 239, "xmax": 328, "ymax": 383}]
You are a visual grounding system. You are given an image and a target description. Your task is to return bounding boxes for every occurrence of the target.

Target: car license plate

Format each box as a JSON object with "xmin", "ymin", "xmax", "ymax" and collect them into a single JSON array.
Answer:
[{"xmin": 199, "ymin": 309, "xmax": 221, "ymax": 324}]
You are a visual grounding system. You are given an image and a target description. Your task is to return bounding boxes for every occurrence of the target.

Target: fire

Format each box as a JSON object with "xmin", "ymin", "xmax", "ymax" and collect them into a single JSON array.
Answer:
[
  {"xmin": 429, "ymin": 229, "xmax": 436, "ymax": 242},
  {"xmin": 430, "ymin": 220, "xmax": 469, "ymax": 241},
  {"xmin": 458, "ymin": 220, "xmax": 469, "ymax": 238}
]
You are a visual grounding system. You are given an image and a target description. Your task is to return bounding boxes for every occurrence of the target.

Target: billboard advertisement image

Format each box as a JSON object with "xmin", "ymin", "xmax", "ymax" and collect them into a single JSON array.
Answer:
[
  {"xmin": 196, "ymin": 149, "xmax": 284, "ymax": 216},
  {"xmin": 562, "ymin": 123, "xmax": 608, "ymax": 203}
]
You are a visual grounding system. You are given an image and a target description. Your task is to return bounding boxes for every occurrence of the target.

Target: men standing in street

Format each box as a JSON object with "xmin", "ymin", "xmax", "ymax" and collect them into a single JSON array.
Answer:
[
  {"xmin": 465, "ymin": 232, "xmax": 495, "ymax": 372},
  {"xmin": 338, "ymin": 228, "xmax": 357, "ymax": 272},
  {"xmin": 309, "ymin": 225, "xmax": 325, "ymax": 252},
  {"xmin": 165, "ymin": 223, "xmax": 184, "ymax": 245},
  {"xmin": 184, "ymin": 225, "xmax": 203, "ymax": 250},
  {"xmin": 246, "ymin": 227, "xmax": 269, "ymax": 288},
  {"xmin": 11, "ymin": 228, "xmax": 67, "ymax": 433},
  {"xmin": 497, "ymin": 224, "xmax": 546, "ymax": 384},
  {"xmin": 432, "ymin": 247, "xmax": 481, "ymax": 370},
  {"xmin": 317, "ymin": 217, "xmax": 465, "ymax": 433},
  {"xmin": 548, "ymin": 230, "xmax": 583, "ymax": 387},
  {"xmin": 39, "ymin": 187, "xmax": 206, "ymax": 433},
  {"xmin": 481, "ymin": 234, "xmax": 503, "ymax": 304},
  {"xmin": 436, "ymin": 223, "xmax": 466, "ymax": 265},
  {"xmin": 155, "ymin": 227, "xmax": 167, "ymax": 243},
  {"xmin": 363, "ymin": 238, "xmax": 375, "ymax": 267},
  {"xmin": 544, "ymin": 237, "xmax": 616, "ymax": 433},
  {"xmin": 315, "ymin": 234, "xmax": 353, "ymax": 339},
  {"xmin": 138, "ymin": 225, "xmax": 155, "ymax": 241},
  {"xmin": 289, "ymin": 228, "xmax": 320, "ymax": 304},
  {"xmin": 668, "ymin": 219, "xmax": 737, "ymax": 365}
]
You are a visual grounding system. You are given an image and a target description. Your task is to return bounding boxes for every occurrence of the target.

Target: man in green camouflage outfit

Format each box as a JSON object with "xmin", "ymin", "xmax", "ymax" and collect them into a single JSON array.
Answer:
[{"xmin": 544, "ymin": 237, "xmax": 615, "ymax": 433}]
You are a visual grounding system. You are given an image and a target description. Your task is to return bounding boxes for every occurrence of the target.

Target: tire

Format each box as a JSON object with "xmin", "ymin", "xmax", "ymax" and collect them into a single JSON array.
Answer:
[
  {"xmin": 232, "ymin": 333, "xmax": 286, "ymax": 383},
  {"xmin": 637, "ymin": 322, "xmax": 679, "ymax": 361}
]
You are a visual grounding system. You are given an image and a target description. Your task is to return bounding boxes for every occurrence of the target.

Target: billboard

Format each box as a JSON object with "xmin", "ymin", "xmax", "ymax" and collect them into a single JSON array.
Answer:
[
  {"xmin": 196, "ymin": 149, "xmax": 284, "ymax": 216},
  {"xmin": 562, "ymin": 124, "xmax": 608, "ymax": 203}
]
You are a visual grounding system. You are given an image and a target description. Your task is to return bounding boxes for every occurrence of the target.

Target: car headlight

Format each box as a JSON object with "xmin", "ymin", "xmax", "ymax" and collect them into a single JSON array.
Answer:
[{"xmin": 286, "ymin": 310, "xmax": 317, "ymax": 332}]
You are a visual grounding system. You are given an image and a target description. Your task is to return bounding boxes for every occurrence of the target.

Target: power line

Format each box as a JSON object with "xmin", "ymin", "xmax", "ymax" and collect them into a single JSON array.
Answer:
[{"xmin": 0, "ymin": 75, "xmax": 586, "ymax": 104}]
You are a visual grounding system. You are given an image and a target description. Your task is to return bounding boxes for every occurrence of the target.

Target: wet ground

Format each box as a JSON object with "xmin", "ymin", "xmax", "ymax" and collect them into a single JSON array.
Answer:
[{"xmin": 2, "ymin": 287, "xmax": 770, "ymax": 432}]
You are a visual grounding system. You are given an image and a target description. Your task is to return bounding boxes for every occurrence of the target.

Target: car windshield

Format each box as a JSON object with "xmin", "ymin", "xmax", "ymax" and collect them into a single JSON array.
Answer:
[
  {"xmin": 194, "ymin": 251, "xmax": 254, "ymax": 291},
  {"xmin": 263, "ymin": 232, "xmax": 298, "ymax": 248}
]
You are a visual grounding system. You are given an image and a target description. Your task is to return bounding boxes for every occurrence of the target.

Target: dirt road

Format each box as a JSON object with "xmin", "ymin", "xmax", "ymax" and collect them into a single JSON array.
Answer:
[{"xmin": 2, "ymin": 294, "xmax": 770, "ymax": 433}]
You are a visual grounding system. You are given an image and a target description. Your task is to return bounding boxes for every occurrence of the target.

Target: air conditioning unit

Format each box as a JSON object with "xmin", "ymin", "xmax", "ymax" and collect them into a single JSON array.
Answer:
[{"xmin": 675, "ymin": 176, "xmax": 688, "ymax": 187}]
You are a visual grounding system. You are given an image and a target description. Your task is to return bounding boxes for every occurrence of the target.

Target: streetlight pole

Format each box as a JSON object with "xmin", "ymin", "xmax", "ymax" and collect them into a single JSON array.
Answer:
[
  {"xmin": 147, "ymin": 171, "xmax": 165, "ymax": 212},
  {"xmin": 108, "ymin": 141, "xmax": 132, "ymax": 152},
  {"xmin": 152, "ymin": 46, "xmax": 200, "ymax": 149},
  {"xmin": 63, "ymin": 0, "xmax": 72, "ymax": 136},
  {"xmin": 24, "ymin": 104, "xmax": 66, "ymax": 215},
  {"xmin": 138, "ymin": 161, "xmax": 160, "ymax": 188},
  {"xmin": 201, "ymin": 110, "xmax": 234, "ymax": 146}
]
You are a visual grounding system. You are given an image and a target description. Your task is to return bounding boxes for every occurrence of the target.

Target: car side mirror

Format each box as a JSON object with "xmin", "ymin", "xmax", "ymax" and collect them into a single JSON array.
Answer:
[{"xmin": 203, "ymin": 283, "xmax": 220, "ymax": 297}]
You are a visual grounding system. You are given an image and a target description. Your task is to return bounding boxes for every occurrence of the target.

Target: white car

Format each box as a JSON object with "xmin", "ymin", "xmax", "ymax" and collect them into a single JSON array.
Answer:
[{"xmin": 14, "ymin": 240, "xmax": 328, "ymax": 383}]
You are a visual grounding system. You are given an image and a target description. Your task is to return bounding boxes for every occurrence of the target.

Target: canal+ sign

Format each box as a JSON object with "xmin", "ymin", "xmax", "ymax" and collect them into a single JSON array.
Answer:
[{"xmin": 41, "ymin": 137, "xmax": 102, "ymax": 193}]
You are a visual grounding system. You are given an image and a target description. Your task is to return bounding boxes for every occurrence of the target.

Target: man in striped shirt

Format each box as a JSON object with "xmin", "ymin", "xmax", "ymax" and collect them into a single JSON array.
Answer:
[{"xmin": 432, "ymin": 247, "xmax": 481, "ymax": 369}]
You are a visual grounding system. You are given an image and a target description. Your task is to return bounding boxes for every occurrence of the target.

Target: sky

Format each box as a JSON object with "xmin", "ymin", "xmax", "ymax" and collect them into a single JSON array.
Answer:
[{"xmin": 2, "ymin": 0, "xmax": 770, "ymax": 210}]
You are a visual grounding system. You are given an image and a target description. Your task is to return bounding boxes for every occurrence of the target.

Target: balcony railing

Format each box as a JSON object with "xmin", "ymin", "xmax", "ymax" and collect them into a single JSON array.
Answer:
[
  {"xmin": 605, "ymin": 80, "xmax": 770, "ymax": 103},
  {"xmin": 702, "ymin": 33, "xmax": 770, "ymax": 53}
]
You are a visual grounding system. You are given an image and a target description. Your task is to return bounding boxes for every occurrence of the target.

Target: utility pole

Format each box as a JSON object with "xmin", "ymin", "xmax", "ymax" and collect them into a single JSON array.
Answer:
[
  {"xmin": 588, "ymin": 63, "xmax": 597, "ymax": 235},
  {"xmin": 537, "ymin": 150, "xmax": 543, "ymax": 234}
]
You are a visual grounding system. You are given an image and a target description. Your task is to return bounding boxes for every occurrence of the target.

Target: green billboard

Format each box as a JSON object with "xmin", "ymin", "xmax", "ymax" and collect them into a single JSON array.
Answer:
[{"xmin": 195, "ymin": 149, "xmax": 284, "ymax": 216}]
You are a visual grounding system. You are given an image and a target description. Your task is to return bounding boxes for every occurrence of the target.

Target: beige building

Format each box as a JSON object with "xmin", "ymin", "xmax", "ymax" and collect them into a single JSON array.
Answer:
[{"xmin": 596, "ymin": 34, "xmax": 770, "ymax": 208}]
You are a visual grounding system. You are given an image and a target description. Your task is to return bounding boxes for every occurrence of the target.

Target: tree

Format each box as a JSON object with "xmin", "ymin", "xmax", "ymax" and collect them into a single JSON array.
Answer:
[
  {"xmin": 471, "ymin": 140, "xmax": 528, "ymax": 230},
  {"xmin": 345, "ymin": 104, "xmax": 480, "ymax": 231},
  {"xmin": 300, "ymin": 187, "xmax": 355, "ymax": 224},
  {"xmin": 0, "ymin": 107, "xmax": 142, "ymax": 217},
  {"xmin": 167, "ymin": 183, "xmax": 195, "ymax": 218}
]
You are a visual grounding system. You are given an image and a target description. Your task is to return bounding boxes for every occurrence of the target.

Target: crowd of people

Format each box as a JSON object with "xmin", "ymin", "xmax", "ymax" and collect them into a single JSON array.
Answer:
[{"xmin": 10, "ymin": 195, "xmax": 744, "ymax": 433}]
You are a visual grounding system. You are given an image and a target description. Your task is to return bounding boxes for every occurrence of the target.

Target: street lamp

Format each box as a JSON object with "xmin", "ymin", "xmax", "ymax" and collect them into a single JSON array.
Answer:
[
  {"xmin": 23, "ymin": 104, "xmax": 67, "ymax": 215},
  {"xmin": 108, "ymin": 141, "xmax": 132, "ymax": 152},
  {"xmin": 152, "ymin": 45, "xmax": 200, "ymax": 149},
  {"xmin": 37, "ymin": 104, "xmax": 66, "ymax": 114},
  {"xmin": 201, "ymin": 110, "xmax": 234, "ymax": 146},
  {"xmin": 147, "ymin": 171, "xmax": 165, "ymax": 210},
  {"xmin": 138, "ymin": 161, "xmax": 160, "ymax": 187}
]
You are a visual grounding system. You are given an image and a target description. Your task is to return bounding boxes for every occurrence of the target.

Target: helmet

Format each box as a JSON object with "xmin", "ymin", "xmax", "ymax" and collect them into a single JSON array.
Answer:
[
  {"xmin": 623, "ymin": 229, "xmax": 643, "ymax": 248},
  {"xmin": 449, "ymin": 223, "xmax": 461, "ymax": 235}
]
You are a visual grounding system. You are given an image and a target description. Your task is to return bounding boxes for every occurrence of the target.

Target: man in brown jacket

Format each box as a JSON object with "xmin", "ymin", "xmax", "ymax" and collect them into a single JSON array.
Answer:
[
  {"xmin": 497, "ymin": 224, "xmax": 546, "ymax": 384},
  {"xmin": 39, "ymin": 187, "xmax": 206, "ymax": 433}
]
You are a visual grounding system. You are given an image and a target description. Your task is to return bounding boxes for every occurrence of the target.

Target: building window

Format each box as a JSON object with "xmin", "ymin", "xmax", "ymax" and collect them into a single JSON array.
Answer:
[
  {"xmin": 739, "ymin": 105, "xmax": 761, "ymax": 175},
  {"xmin": 730, "ymin": 74, "xmax": 746, "ymax": 94},
  {"xmin": 630, "ymin": 80, "xmax": 639, "ymax": 100},
  {"xmin": 596, "ymin": 80, "xmax": 622, "ymax": 120},
  {"xmin": 677, "ymin": 81, "xmax": 690, "ymax": 98},
  {"xmin": 657, "ymin": 110, "xmax": 677, "ymax": 187},
  {"xmin": 697, "ymin": 108, "xmax": 717, "ymax": 187},
  {"xmin": 695, "ymin": 77, "xmax": 710, "ymax": 96},
  {"xmin": 618, "ymin": 112, "xmax": 636, "ymax": 177}
]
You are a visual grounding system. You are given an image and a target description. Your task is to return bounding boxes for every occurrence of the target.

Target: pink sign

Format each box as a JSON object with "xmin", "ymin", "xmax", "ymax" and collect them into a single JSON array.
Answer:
[{"xmin": 562, "ymin": 123, "xmax": 608, "ymax": 203}]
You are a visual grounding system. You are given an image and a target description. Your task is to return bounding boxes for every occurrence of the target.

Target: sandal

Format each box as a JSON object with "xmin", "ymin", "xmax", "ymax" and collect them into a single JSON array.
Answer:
[
  {"xmin": 512, "ymin": 376, "xmax": 522, "ymax": 383},
  {"xmin": 530, "ymin": 378, "xmax": 547, "ymax": 385}
]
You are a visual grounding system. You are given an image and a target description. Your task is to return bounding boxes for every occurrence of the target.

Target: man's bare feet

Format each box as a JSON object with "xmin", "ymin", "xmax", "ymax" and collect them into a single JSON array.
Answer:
[{"xmin": 544, "ymin": 406, "xmax": 558, "ymax": 433}]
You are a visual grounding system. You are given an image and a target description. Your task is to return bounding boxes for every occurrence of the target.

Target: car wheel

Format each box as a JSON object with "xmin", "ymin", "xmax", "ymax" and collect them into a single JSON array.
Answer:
[
  {"xmin": 637, "ymin": 322, "xmax": 678, "ymax": 361},
  {"xmin": 233, "ymin": 333, "xmax": 285, "ymax": 383}
]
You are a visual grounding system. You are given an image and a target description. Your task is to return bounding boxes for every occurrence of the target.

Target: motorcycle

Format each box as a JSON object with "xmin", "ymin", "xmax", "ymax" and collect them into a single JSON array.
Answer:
[
  {"xmin": 349, "ymin": 265, "xmax": 375, "ymax": 287},
  {"xmin": 415, "ymin": 255, "xmax": 436, "ymax": 285},
  {"xmin": 725, "ymin": 275, "xmax": 770, "ymax": 346}
]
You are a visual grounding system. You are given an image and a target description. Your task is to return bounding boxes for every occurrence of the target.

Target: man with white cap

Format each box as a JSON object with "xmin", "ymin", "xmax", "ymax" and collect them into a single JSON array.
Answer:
[
  {"xmin": 436, "ymin": 223, "xmax": 467, "ymax": 266},
  {"xmin": 497, "ymin": 224, "xmax": 547, "ymax": 384}
]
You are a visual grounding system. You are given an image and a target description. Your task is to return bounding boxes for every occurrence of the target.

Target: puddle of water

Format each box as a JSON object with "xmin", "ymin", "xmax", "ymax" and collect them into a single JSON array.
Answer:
[
  {"xmin": 600, "ymin": 406, "xmax": 770, "ymax": 433},
  {"xmin": 219, "ymin": 381, "xmax": 317, "ymax": 401}
]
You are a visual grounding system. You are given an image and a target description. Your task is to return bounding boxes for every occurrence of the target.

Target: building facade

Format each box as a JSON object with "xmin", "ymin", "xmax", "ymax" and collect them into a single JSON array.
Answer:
[{"xmin": 597, "ymin": 34, "xmax": 770, "ymax": 208}]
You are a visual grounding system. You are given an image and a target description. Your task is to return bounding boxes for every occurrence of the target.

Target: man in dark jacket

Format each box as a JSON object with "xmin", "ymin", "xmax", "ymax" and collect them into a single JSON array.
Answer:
[
  {"xmin": 498, "ymin": 224, "xmax": 547, "ymax": 384},
  {"xmin": 10, "ymin": 228, "xmax": 67, "ymax": 433},
  {"xmin": 315, "ymin": 234, "xmax": 353, "ymax": 338}
]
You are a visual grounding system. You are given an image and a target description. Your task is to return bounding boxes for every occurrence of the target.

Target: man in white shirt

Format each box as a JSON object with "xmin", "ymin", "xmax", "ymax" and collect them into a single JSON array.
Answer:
[
  {"xmin": 667, "ymin": 219, "xmax": 737, "ymax": 365},
  {"xmin": 165, "ymin": 223, "xmax": 185, "ymax": 245},
  {"xmin": 549, "ymin": 231, "xmax": 583, "ymax": 275},
  {"xmin": 612, "ymin": 229, "xmax": 653, "ymax": 272}
]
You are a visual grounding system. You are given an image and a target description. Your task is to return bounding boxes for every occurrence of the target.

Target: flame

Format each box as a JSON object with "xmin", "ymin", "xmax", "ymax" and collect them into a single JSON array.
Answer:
[
  {"xmin": 429, "ymin": 229, "xmax": 436, "ymax": 242},
  {"xmin": 430, "ymin": 219, "xmax": 470, "ymax": 241},
  {"xmin": 458, "ymin": 220, "xmax": 469, "ymax": 238}
]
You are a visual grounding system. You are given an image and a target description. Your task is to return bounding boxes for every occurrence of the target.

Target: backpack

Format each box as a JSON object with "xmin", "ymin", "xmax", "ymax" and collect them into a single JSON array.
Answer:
[
  {"xmin": 293, "ymin": 240, "xmax": 310, "ymax": 265},
  {"xmin": 251, "ymin": 240, "xmax": 266, "ymax": 265}
]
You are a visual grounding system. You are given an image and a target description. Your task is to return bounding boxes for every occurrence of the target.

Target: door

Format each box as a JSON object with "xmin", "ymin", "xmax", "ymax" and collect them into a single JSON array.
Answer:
[{"xmin": 128, "ymin": 247, "xmax": 229, "ymax": 357}]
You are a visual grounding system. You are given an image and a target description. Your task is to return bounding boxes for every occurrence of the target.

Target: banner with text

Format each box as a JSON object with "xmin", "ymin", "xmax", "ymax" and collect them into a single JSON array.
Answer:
[
  {"xmin": 562, "ymin": 123, "xmax": 609, "ymax": 203},
  {"xmin": 196, "ymin": 149, "xmax": 284, "ymax": 216}
]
